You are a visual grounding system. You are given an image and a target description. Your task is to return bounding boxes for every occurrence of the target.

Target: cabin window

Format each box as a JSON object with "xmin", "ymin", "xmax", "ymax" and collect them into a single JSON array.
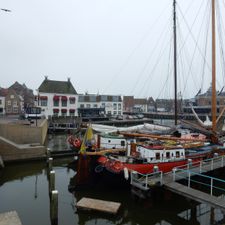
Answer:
[
  {"xmin": 171, "ymin": 153, "xmax": 174, "ymax": 157},
  {"xmin": 166, "ymin": 152, "xmax": 170, "ymax": 158},
  {"xmin": 176, "ymin": 151, "xmax": 180, "ymax": 158},
  {"xmin": 156, "ymin": 153, "xmax": 160, "ymax": 160},
  {"xmin": 181, "ymin": 152, "xmax": 184, "ymax": 156},
  {"xmin": 121, "ymin": 141, "xmax": 125, "ymax": 147},
  {"xmin": 108, "ymin": 140, "xmax": 111, "ymax": 143}
]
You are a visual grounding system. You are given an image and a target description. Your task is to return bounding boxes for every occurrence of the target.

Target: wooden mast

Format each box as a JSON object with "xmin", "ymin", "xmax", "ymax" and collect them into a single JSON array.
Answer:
[
  {"xmin": 212, "ymin": 0, "xmax": 217, "ymax": 132},
  {"xmin": 173, "ymin": 0, "xmax": 178, "ymax": 126}
]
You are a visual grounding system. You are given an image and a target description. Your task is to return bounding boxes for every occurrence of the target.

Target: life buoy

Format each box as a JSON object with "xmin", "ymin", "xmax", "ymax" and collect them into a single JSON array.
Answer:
[
  {"xmin": 67, "ymin": 135, "xmax": 73, "ymax": 145},
  {"xmin": 98, "ymin": 156, "xmax": 108, "ymax": 165},
  {"xmin": 112, "ymin": 161, "xmax": 123, "ymax": 173},
  {"xmin": 73, "ymin": 138, "xmax": 81, "ymax": 148}
]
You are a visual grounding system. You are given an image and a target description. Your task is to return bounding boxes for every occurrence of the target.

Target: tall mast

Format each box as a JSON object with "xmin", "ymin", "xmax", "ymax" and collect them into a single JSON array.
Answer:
[
  {"xmin": 173, "ymin": 0, "xmax": 178, "ymax": 126},
  {"xmin": 212, "ymin": 0, "xmax": 216, "ymax": 132}
]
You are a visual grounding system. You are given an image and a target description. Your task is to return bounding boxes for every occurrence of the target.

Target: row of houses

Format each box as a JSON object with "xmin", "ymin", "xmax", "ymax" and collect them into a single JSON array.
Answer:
[
  {"xmin": 1, "ymin": 77, "xmax": 150, "ymax": 118},
  {"xmin": 1, "ymin": 77, "xmax": 223, "ymax": 118}
]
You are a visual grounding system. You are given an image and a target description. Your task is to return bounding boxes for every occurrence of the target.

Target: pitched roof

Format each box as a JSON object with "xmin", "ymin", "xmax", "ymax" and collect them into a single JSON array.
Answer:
[
  {"xmin": 38, "ymin": 78, "xmax": 77, "ymax": 94},
  {"xmin": 0, "ymin": 88, "xmax": 8, "ymax": 97}
]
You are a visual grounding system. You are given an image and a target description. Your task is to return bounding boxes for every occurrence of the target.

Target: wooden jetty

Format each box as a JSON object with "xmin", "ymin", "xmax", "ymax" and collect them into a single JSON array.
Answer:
[
  {"xmin": 0, "ymin": 211, "xmax": 22, "ymax": 225},
  {"xmin": 131, "ymin": 155, "xmax": 225, "ymax": 211},
  {"xmin": 165, "ymin": 182, "xmax": 225, "ymax": 212},
  {"xmin": 76, "ymin": 197, "xmax": 121, "ymax": 214}
]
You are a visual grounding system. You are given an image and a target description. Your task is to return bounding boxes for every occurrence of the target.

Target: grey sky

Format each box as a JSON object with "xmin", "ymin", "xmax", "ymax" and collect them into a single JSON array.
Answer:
[{"xmin": 0, "ymin": 0, "xmax": 225, "ymax": 99}]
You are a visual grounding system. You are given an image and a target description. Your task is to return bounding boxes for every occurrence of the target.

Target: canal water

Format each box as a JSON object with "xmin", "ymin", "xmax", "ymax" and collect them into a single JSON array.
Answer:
[{"xmin": 1, "ymin": 134, "xmax": 225, "ymax": 225}]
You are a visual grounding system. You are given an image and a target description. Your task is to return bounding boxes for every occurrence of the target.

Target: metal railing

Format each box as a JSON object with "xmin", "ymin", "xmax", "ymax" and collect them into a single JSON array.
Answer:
[
  {"xmin": 174, "ymin": 154, "xmax": 225, "ymax": 174},
  {"xmin": 173, "ymin": 169, "xmax": 225, "ymax": 196},
  {"xmin": 130, "ymin": 169, "xmax": 163, "ymax": 190}
]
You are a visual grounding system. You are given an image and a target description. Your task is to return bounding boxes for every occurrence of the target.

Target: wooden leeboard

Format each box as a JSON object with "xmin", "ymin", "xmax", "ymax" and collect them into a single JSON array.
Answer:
[{"xmin": 76, "ymin": 197, "xmax": 121, "ymax": 214}]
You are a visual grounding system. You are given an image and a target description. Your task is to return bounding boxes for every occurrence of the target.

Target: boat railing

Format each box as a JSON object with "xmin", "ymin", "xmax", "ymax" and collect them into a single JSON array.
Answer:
[{"xmin": 130, "ymin": 169, "xmax": 163, "ymax": 191}]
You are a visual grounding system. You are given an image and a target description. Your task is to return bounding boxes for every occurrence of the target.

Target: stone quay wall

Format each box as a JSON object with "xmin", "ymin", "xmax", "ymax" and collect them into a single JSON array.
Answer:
[{"xmin": 0, "ymin": 119, "xmax": 48, "ymax": 145}]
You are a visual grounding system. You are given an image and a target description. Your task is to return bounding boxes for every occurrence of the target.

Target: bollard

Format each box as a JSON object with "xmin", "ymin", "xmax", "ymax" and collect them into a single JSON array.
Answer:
[
  {"xmin": 187, "ymin": 159, "xmax": 192, "ymax": 170},
  {"xmin": 46, "ymin": 148, "xmax": 51, "ymax": 158},
  {"xmin": 49, "ymin": 171, "xmax": 55, "ymax": 195},
  {"xmin": 50, "ymin": 190, "xmax": 58, "ymax": 225},
  {"xmin": 153, "ymin": 166, "xmax": 159, "ymax": 172},
  {"xmin": 48, "ymin": 158, "xmax": 53, "ymax": 170}
]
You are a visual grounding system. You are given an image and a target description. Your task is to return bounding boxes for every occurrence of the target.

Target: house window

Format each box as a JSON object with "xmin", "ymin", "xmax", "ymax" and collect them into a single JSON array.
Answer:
[
  {"xmin": 53, "ymin": 109, "xmax": 59, "ymax": 116},
  {"xmin": 80, "ymin": 104, "xmax": 84, "ymax": 108},
  {"xmin": 69, "ymin": 97, "xmax": 75, "ymax": 104},
  {"xmin": 113, "ymin": 111, "xmax": 117, "ymax": 115},
  {"xmin": 118, "ymin": 111, "xmax": 121, "ymax": 115},
  {"xmin": 102, "ymin": 103, "xmax": 105, "ymax": 108},
  {"xmin": 113, "ymin": 103, "xmax": 117, "ymax": 110},
  {"xmin": 13, "ymin": 107, "xmax": 18, "ymax": 113},
  {"xmin": 10, "ymin": 95, "xmax": 14, "ymax": 99},
  {"xmin": 6, "ymin": 108, "xmax": 12, "ymax": 113},
  {"xmin": 118, "ymin": 103, "xmax": 121, "ymax": 110},
  {"xmin": 62, "ymin": 100, "xmax": 67, "ymax": 107},
  {"xmin": 176, "ymin": 151, "xmax": 180, "ymax": 158},
  {"xmin": 13, "ymin": 101, "xmax": 18, "ymax": 107},
  {"xmin": 69, "ymin": 109, "xmax": 75, "ymax": 116},
  {"xmin": 7, "ymin": 101, "xmax": 11, "ymax": 106},
  {"xmin": 86, "ymin": 104, "xmax": 91, "ymax": 108},
  {"xmin": 40, "ymin": 99, "xmax": 47, "ymax": 106},
  {"xmin": 54, "ymin": 100, "xmax": 59, "ymax": 107},
  {"xmin": 61, "ymin": 109, "xmax": 67, "ymax": 116},
  {"xmin": 93, "ymin": 104, "xmax": 98, "ymax": 108},
  {"xmin": 0, "ymin": 100, "xmax": 2, "ymax": 105}
]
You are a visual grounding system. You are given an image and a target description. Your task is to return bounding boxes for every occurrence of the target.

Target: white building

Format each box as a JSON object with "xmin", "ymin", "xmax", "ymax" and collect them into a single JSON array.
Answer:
[
  {"xmin": 37, "ymin": 77, "xmax": 78, "ymax": 118},
  {"xmin": 78, "ymin": 94, "xmax": 123, "ymax": 117}
]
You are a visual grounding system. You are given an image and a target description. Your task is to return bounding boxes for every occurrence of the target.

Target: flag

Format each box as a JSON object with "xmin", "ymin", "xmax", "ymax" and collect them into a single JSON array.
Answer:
[{"xmin": 79, "ymin": 126, "xmax": 94, "ymax": 154}]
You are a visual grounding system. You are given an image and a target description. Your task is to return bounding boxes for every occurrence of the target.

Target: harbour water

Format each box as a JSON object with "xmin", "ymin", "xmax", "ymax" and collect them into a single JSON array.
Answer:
[{"xmin": 1, "ymin": 133, "xmax": 225, "ymax": 225}]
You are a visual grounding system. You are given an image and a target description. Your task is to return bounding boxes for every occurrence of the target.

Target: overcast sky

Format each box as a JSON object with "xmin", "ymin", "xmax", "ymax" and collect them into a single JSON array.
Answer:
[{"xmin": 0, "ymin": 0, "xmax": 225, "ymax": 99}]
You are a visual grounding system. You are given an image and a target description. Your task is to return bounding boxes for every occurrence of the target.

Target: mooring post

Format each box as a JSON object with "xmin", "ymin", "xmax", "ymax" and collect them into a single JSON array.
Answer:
[
  {"xmin": 48, "ymin": 158, "xmax": 53, "ymax": 170},
  {"xmin": 46, "ymin": 148, "xmax": 51, "ymax": 158},
  {"xmin": 50, "ymin": 190, "xmax": 58, "ymax": 225},
  {"xmin": 49, "ymin": 171, "xmax": 55, "ymax": 195}
]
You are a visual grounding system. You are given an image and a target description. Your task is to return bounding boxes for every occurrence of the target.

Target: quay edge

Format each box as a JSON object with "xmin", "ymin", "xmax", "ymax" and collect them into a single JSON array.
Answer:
[{"xmin": 0, "ymin": 118, "xmax": 48, "ymax": 164}]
